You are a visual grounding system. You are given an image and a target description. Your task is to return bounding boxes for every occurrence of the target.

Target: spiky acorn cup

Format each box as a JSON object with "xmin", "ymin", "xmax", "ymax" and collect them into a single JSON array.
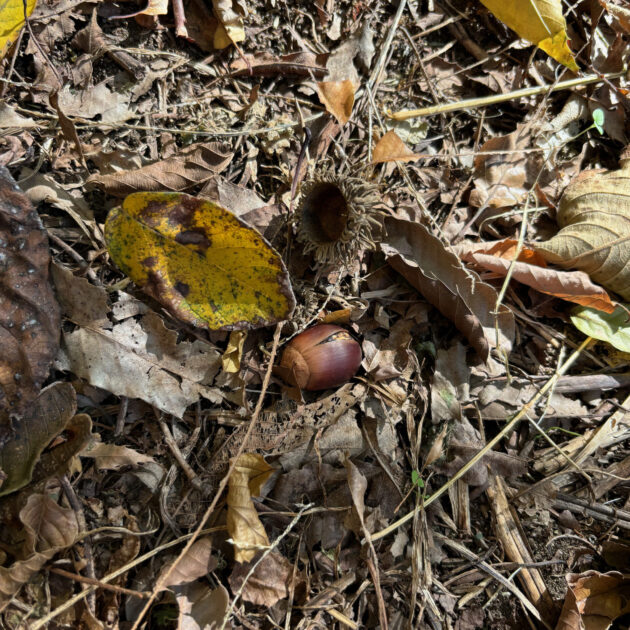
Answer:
[{"xmin": 296, "ymin": 173, "xmax": 380, "ymax": 264}]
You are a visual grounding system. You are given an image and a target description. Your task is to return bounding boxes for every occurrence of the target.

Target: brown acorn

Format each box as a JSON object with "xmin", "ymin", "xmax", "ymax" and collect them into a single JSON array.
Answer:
[
  {"xmin": 279, "ymin": 324, "xmax": 362, "ymax": 391},
  {"xmin": 296, "ymin": 173, "xmax": 380, "ymax": 263}
]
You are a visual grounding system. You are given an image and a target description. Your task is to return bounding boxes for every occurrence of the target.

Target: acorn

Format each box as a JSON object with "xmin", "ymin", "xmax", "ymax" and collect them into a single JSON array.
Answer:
[
  {"xmin": 296, "ymin": 173, "xmax": 380, "ymax": 263},
  {"xmin": 279, "ymin": 325, "xmax": 362, "ymax": 391}
]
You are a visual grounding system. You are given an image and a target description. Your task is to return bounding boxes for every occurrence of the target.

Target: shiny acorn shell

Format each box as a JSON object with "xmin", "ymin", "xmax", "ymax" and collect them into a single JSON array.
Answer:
[{"xmin": 280, "ymin": 325, "xmax": 362, "ymax": 391}]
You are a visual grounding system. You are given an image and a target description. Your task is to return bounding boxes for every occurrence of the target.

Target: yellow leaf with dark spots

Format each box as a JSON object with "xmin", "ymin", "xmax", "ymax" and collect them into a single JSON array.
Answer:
[{"xmin": 104, "ymin": 192, "xmax": 295, "ymax": 331}]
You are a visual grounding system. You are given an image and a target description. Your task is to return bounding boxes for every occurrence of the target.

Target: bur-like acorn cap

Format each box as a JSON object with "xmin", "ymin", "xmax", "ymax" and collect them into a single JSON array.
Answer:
[{"xmin": 296, "ymin": 173, "xmax": 380, "ymax": 263}]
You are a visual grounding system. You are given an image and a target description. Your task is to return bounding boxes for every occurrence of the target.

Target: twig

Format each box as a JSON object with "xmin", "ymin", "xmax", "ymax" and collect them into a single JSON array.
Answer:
[
  {"xmin": 59, "ymin": 475, "xmax": 97, "ymax": 615},
  {"xmin": 114, "ymin": 396, "xmax": 129, "ymax": 436},
  {"xmin": 49, "ymin": 567, "xmax": 150, "ymax": 599},
  {"xmin": 157, "ymin": 412, "xmax": 203, "ymax": 492},
  {"xmin": 129, "ymin": 323, "xmax": 284, "ymax": 630},
  {"xmin": 387, "ymin": 70, "xmax": 626, "ymax": 120}
]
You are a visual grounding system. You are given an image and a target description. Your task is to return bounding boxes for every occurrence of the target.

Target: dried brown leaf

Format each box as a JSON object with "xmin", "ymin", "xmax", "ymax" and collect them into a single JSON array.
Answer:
[
  {"xmin": 161, "ymin": 537, "xmax": 216, "ymax": 589},
  {"xmin": 556, "ymin": 571, "xmax": 630, "ymax": 630},
  {"xmin": 372, "ymin": 130, "xmax": 423, "ymax": 164},
  {"xmin": 86, "ymin": 143, "xmax": 233, "ymax": 197},
  {"xmin": 226, "ymin": 453, "xmax": 274, "ymax": 563},
  {"xmin": 316, "ymin": 79, "xmax": 355, "ymax": 125},
  {"xmin": 228, "ymin": 551, "xmax": 292, "ymax": 607},
  {"xmin": 55, "ymin": 267, "xmax": 222, "ymax": 418},
  {"xmin": 0, "ymin": 494, "xmax": 79, "ymax": 611},
  {"xmin": 80, "ymin": 441, "xmax": 156, "ymax": 471},
  {"xmin": 0, "ymin": 167, "xmax": 60, "ymax": 438},
  {"xmin": 174, "ymin": 582, "xmax": 229, "ymax": 629},
  {"xmin": 0, "ymin": 382, "xmax": 76, "ymax": 496},
  {"xmin": 381, "ymin": 217, "xmax": 514, "ymax": 361},
  {"xmin": 468, "ymin": 252, "xmax": 616, "ymax": 313},
  {"xmin": 535, "ymin": 160, "xmax": 630, "ymax": 300}
]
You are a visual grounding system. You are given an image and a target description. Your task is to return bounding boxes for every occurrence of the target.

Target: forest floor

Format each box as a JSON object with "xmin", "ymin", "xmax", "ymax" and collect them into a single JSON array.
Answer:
[{"xmin": 1, "ymin": 0, "xmax": 630, "ymax": 628}]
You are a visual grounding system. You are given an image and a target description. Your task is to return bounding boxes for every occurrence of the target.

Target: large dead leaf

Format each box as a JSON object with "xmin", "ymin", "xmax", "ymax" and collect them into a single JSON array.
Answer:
[
  {"xmin": 0, "ymin": 494, "xmax": 79, "ymax": 611},
  {"xmin": 87, "ymin": 143, "xmax": 233, "ymax": 197},
  {"xmin": 0, "ymin": 382, "xmax": 76, "ymax": 496},
  {"xmin": 381, "ymin": 218, "xmax": 514, "ymax": 361},
  {"xmin": 556, "ymin": 571, "xmax": 630, "ymax": 630},
  {"xmin": 104, "ymin": 192, "xmax": 295, "ymax": 331},
  {"xmin": 0, "ymin": 167, "xmax": 60, "ymax": 441},
  {"xmin": 226, "ymin": 453, "xmax": 274, "ymax": 563},
  {"xmin": 480, "ymin": 0, "xmax": 578, "ymax": 70},
  {"xmin": 212, "ymin": 0, "xmax": 245, "ymax": 48},
  {"xmin": 535, "ymin": 160, "xmax": 630, "ymax": 300},
  {"xmin": 53, "ymin": 264, "xmax": 223, "ymax": 418}
]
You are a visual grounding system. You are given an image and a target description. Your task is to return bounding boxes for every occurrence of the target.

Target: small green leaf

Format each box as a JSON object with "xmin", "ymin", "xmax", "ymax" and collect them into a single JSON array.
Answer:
[
  {"xmin": 592, "ymin": 108, "xmax": 605, "ymax": 134},
  {"xmin": 411, "ymin": 470, "xmax": 424, "ymax": 488},
  {"xmin": 570, "ymin": 304, "xmax": 630, "ymax": 352}
]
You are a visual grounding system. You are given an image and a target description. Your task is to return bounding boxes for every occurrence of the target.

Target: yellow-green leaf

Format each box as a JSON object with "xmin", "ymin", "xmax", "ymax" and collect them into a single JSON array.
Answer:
[
  {"xmin": 480, "ymin": 0, "xmax": 579, "ymax": 71},
  {"xmin": 571, "ymin": 305, "xmax": 630, "ymax": 353},
  {"xmin": 0, "ymin": 0, "xmax": 37, "ymax": 60},
  {"xmin": 104, "ymin": 192, "xmax": 295, "ymax": 331}
]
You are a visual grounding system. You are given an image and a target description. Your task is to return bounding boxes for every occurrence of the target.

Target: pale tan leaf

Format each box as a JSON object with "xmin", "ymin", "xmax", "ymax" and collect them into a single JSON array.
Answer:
[
  {"xmin": 174, "ymin": 582, "xmax": 229, "ymax": 630},
  {"xmin": 316, "ymin": 79, "xmax": 355, "ymax": 125},
  {"xmin": 372, "ymin": 130, "xmax": 422, "ymax": 164},
  {"xmin": 535, "ymin": 160, "xmax": 630, "ymax": 300},
  {"xmin": 81, "ymin": 441, "xmax": 156, "ymax": 471},
  {"xmin": 226, "ymin": 454, "xmax": 274, "ymax": 563},
  {"xmin": 213, "ymin": 0, "xmax": 245, "ymax": 48}
]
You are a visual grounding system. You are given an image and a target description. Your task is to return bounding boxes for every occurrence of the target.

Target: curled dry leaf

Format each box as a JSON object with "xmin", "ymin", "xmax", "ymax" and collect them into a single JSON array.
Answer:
[
  {"xmin": 480, "ymin": 0, "xmax": 578, "ymax": 70},
  {"xmin": 464, "ymin": 250, "xmax": 616, "ymax": 313},
  {"xmin": 104, "ymin": 192, "xmax": 295, "ymax": 331},
  {"xmin": 87, "ymin": 143, "xmax": 233, "ymax": 197},
  {"xmin": 226, "ymin": 453, "xmax": 274, "ymax": 563},
  {"xmin": 535, "ymin": 159, "xmax": 630, "ymax": 300},
  {"xmin": 372, "ymin": 130, "xmax": 423, "ymax": 164},
  {"xmin": 316, "ymin": 79, "xmax": 355, "ymax": 126},
  {"xmin": 381, "ymin": 217, "xmax": 514, "ymax": 361},
  {"xmin": 0, "ymin": 494, "xmax": 79, "ymax": 611},
  {"xmin": 0, "ymin": 167, "xmax": 60, "ymax": 441},
  {"xmin": 556, "ymin": 570, "xmax": 630, "ymax": 630},
  {"xmin": 80, "ymin": 441, "xmax": 156, "ymax": 471}
]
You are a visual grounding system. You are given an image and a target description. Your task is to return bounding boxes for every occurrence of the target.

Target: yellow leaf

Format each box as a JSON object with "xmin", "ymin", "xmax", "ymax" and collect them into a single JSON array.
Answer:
[
  {"xmin": 480, "ymin": 0, "xmax": 579, "ymax": 71},
  {"xmin": 104, "ymin": 192, "xmax": 295, "ymax": 331},
  {"xmin": 316, "ymin": 80, "xmax": 355, "ymax": 126},
  {"xmin": 222, "ymin": 330, "xmax": 246, "ymax": 373},
  {"xmin": 227, "ymin": 454, "xmax": 274, "ymax": 563},
  {"xmin": 0, "ymin": 0, "xmax": 37, "ymax": 60}
]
